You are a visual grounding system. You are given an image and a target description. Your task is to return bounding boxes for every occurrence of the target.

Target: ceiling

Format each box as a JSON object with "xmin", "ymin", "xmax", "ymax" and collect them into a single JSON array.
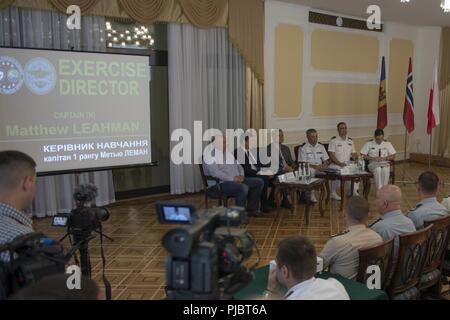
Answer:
[{"xmin": 277, "ymin": 0, "xmax": 450, "ymax": 27}]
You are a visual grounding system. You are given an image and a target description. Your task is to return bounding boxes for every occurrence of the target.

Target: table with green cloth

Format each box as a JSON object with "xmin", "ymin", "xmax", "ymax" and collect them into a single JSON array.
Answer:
[{"xmin": 234, "ymin": 265, "xmax": 388, "ymax": 300}]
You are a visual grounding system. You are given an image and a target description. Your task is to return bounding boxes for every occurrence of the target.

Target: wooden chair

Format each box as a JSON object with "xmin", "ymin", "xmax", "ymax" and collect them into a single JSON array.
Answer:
[
  {"xmin": 387, "ymin": 226, "xmax": 433, "ymax": 300},
  {"xmin": 357, "ymin": 238, "xmax": 395, "ymax": 291},
  {"xmin": 198, "ymin": 164, "xmax": 234, "ymax": 209},
  {"xmin": 419, "ymin": 215, "xmax": 450, "ymax": 297}
]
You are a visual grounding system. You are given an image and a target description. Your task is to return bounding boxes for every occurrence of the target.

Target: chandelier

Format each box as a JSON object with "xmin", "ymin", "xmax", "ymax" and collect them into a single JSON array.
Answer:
[{"xmin": 106, "ymin": 21, "xmax": 156, "ymax": 49}]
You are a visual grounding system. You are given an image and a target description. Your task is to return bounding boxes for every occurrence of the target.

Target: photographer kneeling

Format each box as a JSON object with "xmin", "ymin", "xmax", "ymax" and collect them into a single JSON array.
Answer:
[{"xmin": 0, "ymin": 151, "xmax": 37, "ymax": 261}]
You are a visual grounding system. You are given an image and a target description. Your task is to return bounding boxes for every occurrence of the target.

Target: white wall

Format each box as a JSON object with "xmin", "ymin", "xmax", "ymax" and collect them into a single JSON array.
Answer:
[{"xmin": 264, "ymin": 0, "xmax": 441, "ymax": 157}]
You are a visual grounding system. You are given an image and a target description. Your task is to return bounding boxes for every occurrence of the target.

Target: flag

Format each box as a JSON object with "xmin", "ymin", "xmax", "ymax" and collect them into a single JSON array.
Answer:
[
  {"xmin": 427, "ymin": 61, "xmax": 440, "ymax": 135},
  {"xmin": 377, "ymin": 56, "xmax": 388, "ymax": 129},
  {"xmin": 403, "ymin": 58, "xmax": 415, "ymax": 134}
]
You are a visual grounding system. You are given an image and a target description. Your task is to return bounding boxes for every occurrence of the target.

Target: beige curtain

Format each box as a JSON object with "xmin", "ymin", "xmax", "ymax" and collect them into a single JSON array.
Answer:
[
  {"xmin": 435, "ymin": 27, "xmax": 450, "ymax": 157},
  {"xmin": 0, "ymin": 0, "xmax": 14, "ymax": 9},
  {"xmin": 246, "ymin": 66, "xmax": 265, "ymax": 130},
  {"xmin": 7, "ymin": 0, "xmax": 266, "ymax": 130},
  {"xmin": 118, "ymin": 0, "xmax": 177, "ymax": 24},
  {"xmin": 229, "ymin": 0, "xmax": 264, "ymax": 82},
  {"xmin": 8, "ymin": 0, "xmax": 261, "ymax": 79},
  {"xmin": 49, "ymin": 0, "xmax": 99, "ymax": 13},
  {"xmin": 178, "ymin": 0, "xmax": 227, "ymax": 28}
]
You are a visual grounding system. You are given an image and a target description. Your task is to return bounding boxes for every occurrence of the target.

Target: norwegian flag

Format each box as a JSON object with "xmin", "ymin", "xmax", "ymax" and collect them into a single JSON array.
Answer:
[{"xmin": 403, "ymin": 58, "xmax": 415, "ymax": 134}]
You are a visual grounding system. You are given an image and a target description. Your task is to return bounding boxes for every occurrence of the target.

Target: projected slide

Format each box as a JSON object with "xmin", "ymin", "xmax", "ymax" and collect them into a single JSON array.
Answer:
[{"xmin": 0, "ymin": 47, "xmax": 152, "ymax": 173}]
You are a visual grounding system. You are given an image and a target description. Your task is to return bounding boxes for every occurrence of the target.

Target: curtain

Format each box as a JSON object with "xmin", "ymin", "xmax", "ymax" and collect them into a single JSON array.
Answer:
[
  {"xmin": 435, "ymin": 27, "xmax": 450, "ymax": 157},
  {"xmin": 229, "ymin": 0, "xmax": 264, "ymax": 82},
  {"xmin": 49, "ymin": 0, "xmax": 99, "ymax": 13},
  {"xmin": 0, "ymin": 6, "xmax": 115, "ymax": 217},
  {"xmin": 246, "ymin": 66, "xmax": 265, "ymax": 130},
  {"xmin": 178, "ymin": 0, "xmax": 227, "ymax": 29},
  {"xmin": 168, "ymin": 23, "xmax": 245, "ymax": 194}
]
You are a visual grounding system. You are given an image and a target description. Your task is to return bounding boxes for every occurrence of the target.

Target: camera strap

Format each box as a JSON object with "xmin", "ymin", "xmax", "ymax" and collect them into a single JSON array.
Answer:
[{"xmin": 98, "ymin": 223, "xmax": 112, "ymax": 300}]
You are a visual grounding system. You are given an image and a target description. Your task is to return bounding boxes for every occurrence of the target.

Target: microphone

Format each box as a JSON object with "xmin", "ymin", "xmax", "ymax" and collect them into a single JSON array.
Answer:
[
  {"xmin": 379, "ymin": 149, "xmax": 381, "ymax": 157},
  {"xmin": 73, "ymin": 184, "xmax": 98, "ymax": 206}
]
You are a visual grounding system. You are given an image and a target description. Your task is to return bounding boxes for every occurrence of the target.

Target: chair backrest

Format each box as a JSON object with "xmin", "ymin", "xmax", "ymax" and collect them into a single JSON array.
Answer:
[
  {"xmin": 294, "ymin": 145, "xmax": 301, "ymax": 163},
  {"xmin": 423, "ymin": 215, "xmax": 450, "ymax": 273},
  {"xmin": 388, "ymin": 225, "xmax": 432, "ymax": 296},
  {"xmin": 357, "ymin": 238, "xmax": 395, "ymax": 290},
  {"xmin": 198, "ymin": 163, "xmax": 208, "ymax": 189}
]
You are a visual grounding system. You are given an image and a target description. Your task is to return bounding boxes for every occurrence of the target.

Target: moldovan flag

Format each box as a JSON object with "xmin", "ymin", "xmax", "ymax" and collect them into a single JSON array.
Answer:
[
  {"xmin": 403, "ymin": 58, "xmax": 415, "ymax": 134},
  {"xmin": 377, "ymin": 56, "xmax": 388, "ymax": 129},
  {"xmin": 427, "ymin": 61, "xmax": 440, "ymax": 135}
]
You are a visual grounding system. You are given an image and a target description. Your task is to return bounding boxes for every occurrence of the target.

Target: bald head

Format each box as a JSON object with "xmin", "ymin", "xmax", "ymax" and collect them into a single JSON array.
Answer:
[{"xmin": 375, "ymin": 185, "xmax": 402, "ymax": 215}]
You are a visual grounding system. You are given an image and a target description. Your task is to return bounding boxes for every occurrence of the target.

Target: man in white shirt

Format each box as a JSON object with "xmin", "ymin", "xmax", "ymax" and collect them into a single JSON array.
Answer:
[
  {"xmin": 298, "ymin": 129, "xmax": 330, "ymax": 202},
  {"xmin": 328, "ymin": 122, "xmax": 360, "ymax": 200},
  {"xmin": 360, "ymin": 129, "xmax": 396, "ymax": 190},
  {"xmin": 265, "ymin": 236, "xmax": 350, "ymax": 300}
]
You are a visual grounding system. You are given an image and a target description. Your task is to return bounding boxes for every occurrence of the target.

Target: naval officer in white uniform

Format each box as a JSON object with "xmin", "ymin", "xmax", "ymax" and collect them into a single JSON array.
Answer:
[
  {"xmin": 328, "ymin": 122, "xmax": 360, "ymax": 200},
  {"xmin": 360, "ymin": 129, "xmax": 396, "ymax": 190}
]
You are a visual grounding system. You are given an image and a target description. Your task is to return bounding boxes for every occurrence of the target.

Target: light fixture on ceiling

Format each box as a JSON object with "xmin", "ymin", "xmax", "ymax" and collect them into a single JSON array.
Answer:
[
  {"xmin": 400, "ymin": 0, "xmax": 410, "ymax": 3},
  {"xmin": 441, "ymin": 0, "xmax": 450, "ymax": 12}
]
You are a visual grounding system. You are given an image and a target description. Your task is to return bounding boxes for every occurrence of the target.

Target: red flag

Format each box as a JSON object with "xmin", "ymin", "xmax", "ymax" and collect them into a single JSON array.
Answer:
[
  {"xmin": 403, "ymin": 58, "xmax": 415, "ymax": 134},
  {"xmin": 377, "ymin": 56, "xmax": 388, "ymax": 129},
  {"xmin": 427, "ymin": 61, "xmax": 440, "ymax": 135}
]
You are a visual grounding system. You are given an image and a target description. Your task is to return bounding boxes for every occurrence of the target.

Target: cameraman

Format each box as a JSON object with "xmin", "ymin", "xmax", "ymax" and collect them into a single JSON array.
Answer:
[{"xmin": 0, "ymin": 151, "xmax": 36, "ymax": 261}]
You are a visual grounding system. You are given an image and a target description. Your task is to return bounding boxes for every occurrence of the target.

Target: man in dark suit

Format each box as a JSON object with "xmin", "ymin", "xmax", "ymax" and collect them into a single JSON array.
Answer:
[
  {"xmin": 235, "ymin": 135, "xmax": 274, "ymax": 213},
  {"xmin": 266, "ymin": 129, "xmax": 295, "ymax": 209}
]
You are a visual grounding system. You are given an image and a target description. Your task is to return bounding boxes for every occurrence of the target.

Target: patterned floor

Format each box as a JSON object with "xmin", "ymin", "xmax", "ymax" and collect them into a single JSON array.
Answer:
[{"xmin": 33, "ymin": 162, "xmax": 450, "ymax": 300}]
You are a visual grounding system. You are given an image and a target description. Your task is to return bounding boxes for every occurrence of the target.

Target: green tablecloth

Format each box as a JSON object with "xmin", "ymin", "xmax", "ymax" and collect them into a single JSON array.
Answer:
[{"xmin": 234, "ymin": 265, "xmax": 388, "ymax": 300}]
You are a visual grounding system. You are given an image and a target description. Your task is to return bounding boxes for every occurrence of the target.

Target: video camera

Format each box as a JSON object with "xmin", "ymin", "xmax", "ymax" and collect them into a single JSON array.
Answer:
[
  {"xmin": 0, "ymin": 233, "xmax": 67, "ymax": 299},
  {"xmin": 52, "ymin": 184, "xmax": 110, "ymax": 278},
  {"xmin": 157, "ymin": 202, "xmax": 258, "ymax": 300}
]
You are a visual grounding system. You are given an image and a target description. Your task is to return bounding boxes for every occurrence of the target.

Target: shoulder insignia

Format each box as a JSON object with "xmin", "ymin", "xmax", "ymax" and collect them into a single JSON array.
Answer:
[
  {"xmin": 330, "ymin": 230, "xmax": 349, "ymax": 238},
  {"xmin": 410, "ymin": 203, "xmax": 423, "ymax": 212},
  {"xmin": 331, "ymin": 136, "xmax": 336, "ymax": 140},
  {"xmin": 368, "ymin": 218, "xmax": 382, "ymax": 228},
  {"xmin": 348, "ymin": 137, "xmax": 353, "ymax": 141},
  {"xmin": 300, "ymin": 142, "xmax": 306, "ymax": 147}
]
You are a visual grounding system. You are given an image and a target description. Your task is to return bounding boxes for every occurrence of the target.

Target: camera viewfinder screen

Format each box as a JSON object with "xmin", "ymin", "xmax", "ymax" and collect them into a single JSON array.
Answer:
[
  {"xmin": 163, "ymin": 206, "xmax": 191, "ymax": 223},
  {"xmin": 52, "ymin": 216, "xmax": 68, "ymax": 227}
]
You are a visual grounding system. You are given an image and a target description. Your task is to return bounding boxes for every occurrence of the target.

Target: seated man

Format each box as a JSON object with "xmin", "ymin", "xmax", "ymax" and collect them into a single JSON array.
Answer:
[
  {"xmin": 265, "ymin": 236, "xmax": 350, "ymax": 300},
  {"xmin": 328, "ymin": 122, "xmax": 360, "ymax": 200},
  {"xmin": 0, "ymin": 151, "xmax": 37, "ymax": 262},
  {"xmin": 298, "ymin": 129, "xmax": 330, "ymax": 202},
  {"xmin": 234, "ymin": 134, "xmax": 274, "ymax": 213},
  {"xmin": 407, "ymin": 171, "xmax": 449, "ymax": 229},
  {"xmin": 443, "ymin": 195, "xmax": 450, "ymax": 211},
  {"xmin": 370, "ymin": 185, "xmax": 416, "ymax": 263},
  {"xmin": 320, "ymin": 196, "xmax": 382, "ymax": 280},
  {"xmin": 266, "ymin": 129, "xmax": 294, "ymax": 209},
  {"xmin": 203, "ymin": 135, "xmax": 264, "ymax": 217},
  {"xmin": 360, "ymin": 129, "xmax": 396, "ymax": 190}
]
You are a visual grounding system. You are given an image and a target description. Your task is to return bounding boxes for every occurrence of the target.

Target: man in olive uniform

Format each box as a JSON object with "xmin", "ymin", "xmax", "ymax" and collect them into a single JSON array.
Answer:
[{"xmin": 319, "ymin": 196, "xmax": 382, "ymax": 280}]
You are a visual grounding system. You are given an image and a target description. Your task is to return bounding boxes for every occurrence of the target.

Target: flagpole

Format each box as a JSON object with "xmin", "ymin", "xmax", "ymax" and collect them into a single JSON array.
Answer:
[
  {"xmin": 429, "ymin": 132, "xmax": 433, "ymax": 169},
  {"xmin": 402, "ymin": 129, "xmax": 408, "ymax": 182}
]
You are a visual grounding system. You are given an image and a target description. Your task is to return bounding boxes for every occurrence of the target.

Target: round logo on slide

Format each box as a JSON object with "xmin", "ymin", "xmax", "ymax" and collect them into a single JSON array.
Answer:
[
  {"xmin": 25, "ymin": 58, "xmax": 57, "ymax": 95},
  {"xmin": 0, "ymin": 56, "xmax": 24, "ymax": 95}
]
